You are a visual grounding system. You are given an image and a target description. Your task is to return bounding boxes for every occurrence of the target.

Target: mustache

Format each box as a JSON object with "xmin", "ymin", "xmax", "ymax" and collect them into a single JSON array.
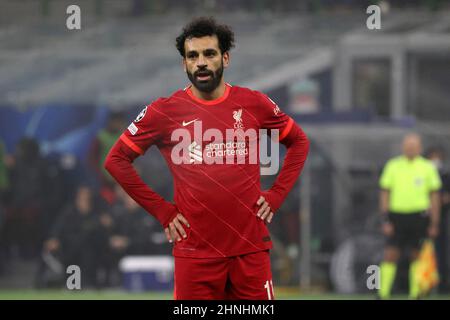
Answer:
[{"xmin": 194, "ymin": 69, "xmax": 214, "ymax": 77}]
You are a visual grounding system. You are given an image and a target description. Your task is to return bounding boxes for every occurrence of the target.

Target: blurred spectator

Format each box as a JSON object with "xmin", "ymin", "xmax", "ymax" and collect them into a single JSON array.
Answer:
[
  {"xmin": 378, "ymin": 133, "xmax": 442, "ymax": 299},
  {"xmin": 113, "ymin": 188, "xmax": 170, "ymax": 255},
  {"xmin": 41, "ymin": 185, "xmax": 100, "ymax": 288},
  {"xmin": 425, "ymin": 146, "xmax": 450, "ymax": 293},
  {"xmin": 0, "ymin": 138, "xmax": 10, "ymax": 274},
  {"xmin": 0, "ymin": 139, "xmax": 9, "ymax": 198},
  {"xmin": 93, "ymin": 203, "xmax": 116, "ymax": 288},
  {"xmin": 88, "ymin": 111, "xmax": 127, "ymax": 204},
  {"xmin": 37, "ymin": 153, "xmax": 80, "ymax": 253},
  {"xmin": 0, "ymin": 137, "xmax": 53, "ymax": 260},
  {"xmin": 95, "ymin": 187, "xmax": 171, "ymax": 287}
]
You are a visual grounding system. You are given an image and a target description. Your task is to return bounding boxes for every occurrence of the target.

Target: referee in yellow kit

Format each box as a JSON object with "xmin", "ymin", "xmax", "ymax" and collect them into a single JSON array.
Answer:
[{"xmin": 378, "ymin": 133, "xmax": 442, "ymax": 299}]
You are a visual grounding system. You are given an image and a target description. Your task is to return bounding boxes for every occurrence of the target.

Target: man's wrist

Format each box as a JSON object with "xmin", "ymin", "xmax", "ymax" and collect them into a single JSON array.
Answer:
[
  {"xmin": 261, "ymin": 190, "xmax": 282, "ymax": 213},
  {"xmin": 161, "ymin": 203, "xmax": 180, "ymax": 229}
]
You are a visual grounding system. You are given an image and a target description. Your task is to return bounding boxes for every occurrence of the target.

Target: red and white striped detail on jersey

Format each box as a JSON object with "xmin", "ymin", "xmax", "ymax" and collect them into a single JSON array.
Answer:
[
  {"xmin": 279, "ymin": 117, "xmax": 294, "ymax": 141},
  {"xmin": 264, "ymin": 279, "xmax": 275, "ymax": 300},
  {"xmin": 120, "ymin": 133, "xmax": 144, "ymax": 155}
]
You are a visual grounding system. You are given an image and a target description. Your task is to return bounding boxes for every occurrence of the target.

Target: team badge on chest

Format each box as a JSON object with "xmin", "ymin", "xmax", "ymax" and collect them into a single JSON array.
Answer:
[{"xmin": 233, "ymin": 109, "xmax": 244, "ymax": 129}]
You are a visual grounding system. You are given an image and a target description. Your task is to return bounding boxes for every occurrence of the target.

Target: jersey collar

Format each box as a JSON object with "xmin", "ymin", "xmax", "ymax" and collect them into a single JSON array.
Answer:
[{"xmin": 185, "ymin": 83, "xmax": 231, "ymax": 105}]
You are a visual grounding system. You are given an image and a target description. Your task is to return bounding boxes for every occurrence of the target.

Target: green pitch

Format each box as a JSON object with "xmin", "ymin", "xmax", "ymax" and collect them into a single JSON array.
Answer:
[{"xmin": 0, "ymin": 289, "xmax": 449, "ymax": 300}]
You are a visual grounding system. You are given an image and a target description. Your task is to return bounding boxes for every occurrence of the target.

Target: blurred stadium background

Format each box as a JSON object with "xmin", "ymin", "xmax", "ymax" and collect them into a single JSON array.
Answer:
[{"xmin": 1, "ymin": 0, "xmax": 450, "ymax": 299}]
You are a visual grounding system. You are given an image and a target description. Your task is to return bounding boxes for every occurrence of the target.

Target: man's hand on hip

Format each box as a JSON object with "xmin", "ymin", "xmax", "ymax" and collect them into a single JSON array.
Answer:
[
  {"xmin": 165, "ymin": 213, "xmax": 190, "ymax": 243},
  {"xmin": 256, "ymin": 196, "xmax": 274, "ymax": 224}
]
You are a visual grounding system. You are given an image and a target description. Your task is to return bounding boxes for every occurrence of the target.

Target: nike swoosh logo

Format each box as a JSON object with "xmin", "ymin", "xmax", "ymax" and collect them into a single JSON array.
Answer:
[{"xmin": 182, "ymin": 119, "xmax": 199, "ymax": 126}]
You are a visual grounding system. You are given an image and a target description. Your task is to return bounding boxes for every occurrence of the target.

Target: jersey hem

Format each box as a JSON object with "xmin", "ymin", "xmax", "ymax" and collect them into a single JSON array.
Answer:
[{"xmin": 172, "ymin": 243, "xmax": 272, "ymax": 259}]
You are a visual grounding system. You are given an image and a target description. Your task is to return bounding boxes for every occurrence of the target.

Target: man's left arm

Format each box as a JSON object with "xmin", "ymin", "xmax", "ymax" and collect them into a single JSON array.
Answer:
[
  {"xmin": 428, "ymin": 164, "xmax": 443, "ymax": 238},
  {"xmin": 429, "ymin": 191, "xmax": 441, "ymax": 238},
  {"xmin": 260, "ymin": 122, "xmax": 309, "ymax": 217},
  {"xmin": 256, "ymin": 123, "xmax": 309, "ymax": 224},
  {"xmin": 254, "ymin": 92, "xmax": 310, "ymax": 222}
]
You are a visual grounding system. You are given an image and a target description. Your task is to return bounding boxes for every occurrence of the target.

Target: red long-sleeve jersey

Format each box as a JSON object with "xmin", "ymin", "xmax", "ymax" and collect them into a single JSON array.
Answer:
[{"xmin": 105, "ymin": 84, "xmax": 309, "ymax": 258}]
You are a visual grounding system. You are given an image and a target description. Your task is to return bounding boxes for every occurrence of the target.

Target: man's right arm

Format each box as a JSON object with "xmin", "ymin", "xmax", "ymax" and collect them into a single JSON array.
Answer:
[
  {"xmin": 379, "ymin": 161, "xmax": 394, "ymax": 236},
  {"xmin": 379, "ymin": 189, "xmax": 394, "ymax": 236},
  {"xmin": 104, "ymin": 137, "xmax": 179, "ymax": 229},
  {"xmin": 105, "ymin": 103, "xmax": 190, "ymax": 242},
  {"xmin": 380, "ymin": 189, "xmax": 390, "ymax": 217}
]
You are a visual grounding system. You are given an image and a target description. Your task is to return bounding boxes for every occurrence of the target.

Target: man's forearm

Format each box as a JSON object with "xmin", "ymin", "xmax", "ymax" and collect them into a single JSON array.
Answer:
[
  {"xmin": 430, "ymin": 191, "xmax": 441, "ymax": 226},
  {"xmin": 379, "ymin": 189, "xmax": 390, "ymax": 224},
  {"xmin": 380, "ymin": 190, "xmax": 390, "ymax": 214},
  {"xmin": 104, "ymin": 139, "xmax": 178, "ymax": 228},
  {"xmin": 263, "ymin": 122, "xmax": 309, "ymax": 212}
]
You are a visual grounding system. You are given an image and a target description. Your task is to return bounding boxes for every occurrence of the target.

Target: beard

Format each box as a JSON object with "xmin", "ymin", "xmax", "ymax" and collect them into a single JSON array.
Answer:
[{"xmin": 187, "ymin": 62, "xmax": 224, "ymax": 93}]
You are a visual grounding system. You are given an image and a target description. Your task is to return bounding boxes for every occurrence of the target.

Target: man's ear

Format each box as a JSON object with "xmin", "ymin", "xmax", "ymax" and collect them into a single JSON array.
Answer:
[{"xmin": 223, "ymin": 52, "xmax": 230, "ymax": 68}]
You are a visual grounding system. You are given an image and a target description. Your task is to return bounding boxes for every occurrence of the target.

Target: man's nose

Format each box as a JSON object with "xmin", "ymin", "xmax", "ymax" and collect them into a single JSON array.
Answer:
[{"xmin": 197, "ymin": 55, "xmax": 207, "ymax": 68}]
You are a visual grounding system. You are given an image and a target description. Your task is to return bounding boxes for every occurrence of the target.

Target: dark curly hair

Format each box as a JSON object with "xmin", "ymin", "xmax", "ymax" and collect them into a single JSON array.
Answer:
[{"xmin": 175, "ymin": 17, "xmax": 235, "ymax": 57}]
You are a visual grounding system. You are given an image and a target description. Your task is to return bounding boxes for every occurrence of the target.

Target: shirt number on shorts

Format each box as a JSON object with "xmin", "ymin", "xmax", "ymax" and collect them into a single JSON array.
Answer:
[{"xmin": 264, "ymin": 280, "xmax": 274, "ymax": 300}]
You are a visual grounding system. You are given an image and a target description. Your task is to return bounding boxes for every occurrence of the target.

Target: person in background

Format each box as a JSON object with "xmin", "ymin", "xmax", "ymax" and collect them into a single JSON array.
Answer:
[
  {"xmin": 1, "ymin": 137, "xmax": 52, "ymax": 259},
  {"xmin": 0, "ymin": 139, "xmax": 9, "ymax": 200},
  {"xmin": 0, "ymin": 138, "xmax": 10, "ymax": 274},
  {"xmin": 96, "ymin": 187, "xmax": 171, "ymax": 287},
  {"xmin": 43, "ymin": 184, "xmax": 100, "ymax": 287},
  {"xmin": 378, "ymin": 133, "xmax": 442, "ymax": 299},
  {"xmin": 112, "ymin": 188, "xmax": 171, "ymax": 256},
  {"xmin": 88, "ymin": 111, "xmax": 127, "ymax": 204}
]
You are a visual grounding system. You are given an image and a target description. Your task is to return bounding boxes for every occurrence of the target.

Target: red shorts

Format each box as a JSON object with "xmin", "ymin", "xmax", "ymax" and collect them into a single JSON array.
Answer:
[{"xmin": 174, "ymin": 250, "xmax": 274, "ymax": 300}]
